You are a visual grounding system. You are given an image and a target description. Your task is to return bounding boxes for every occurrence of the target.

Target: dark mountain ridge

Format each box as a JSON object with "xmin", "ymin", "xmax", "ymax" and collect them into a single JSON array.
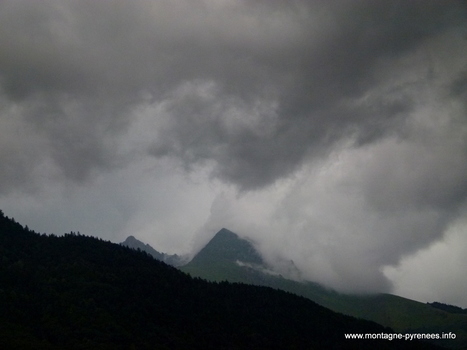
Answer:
[
  {"xmin": 428, "ymin": 302, "xmax": 467, "ymax": 315},
  {"xmin": 121, "ymin": 235, "xmax": 186, "ymax": 266},
  {"xmin": 0, "ymin": 209, "xmax": 439, "ymax": 349}
]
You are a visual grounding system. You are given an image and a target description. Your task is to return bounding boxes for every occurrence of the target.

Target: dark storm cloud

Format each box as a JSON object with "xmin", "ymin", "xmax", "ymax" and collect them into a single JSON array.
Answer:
[
  {"xmin": 2, "ymin": 0, "xmax": 465, "ymax": 193},
  {"xmin": 145, "ymin": 0, "xmax": 467, "ymax": 190},
  {"xmin": 0, "ymin": 0, "xmax": 147, "ymax": 191}
]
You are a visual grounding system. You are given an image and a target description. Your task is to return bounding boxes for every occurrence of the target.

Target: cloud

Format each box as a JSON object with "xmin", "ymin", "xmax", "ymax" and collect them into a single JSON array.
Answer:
[
  {"xmin": 193, "ymin": 45, "xmax": 467, "ymax": 293},
  {"xmin": 141, "ymin": 0, "xmax": 466, "ymax": 191},
  {"xmin": 384, "ymin": 214, "xmax": 467, "ymax": 308},
  {"xmin": 2, "ymin": 0, "xmax": 465, "ymax": 191},
  {"xmin": 0, "ymin": 0, "xmax": 466, "ymax": 302},
  {"xmin": 198, "ymin": 124, "xmax": 466, "ymax": 293}
]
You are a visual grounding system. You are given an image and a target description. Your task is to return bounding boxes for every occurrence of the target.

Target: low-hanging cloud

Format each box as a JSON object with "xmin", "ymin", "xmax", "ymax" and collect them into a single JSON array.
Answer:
[{"xmin": 199, "ymin": 116, "xmax": 467, "ymax": 293}]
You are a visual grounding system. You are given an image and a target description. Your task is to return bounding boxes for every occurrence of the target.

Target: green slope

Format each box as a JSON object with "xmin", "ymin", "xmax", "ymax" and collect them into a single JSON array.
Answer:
[{"xmin": 181, "ymin": 229, "xmax": 467, "ymax": 349}]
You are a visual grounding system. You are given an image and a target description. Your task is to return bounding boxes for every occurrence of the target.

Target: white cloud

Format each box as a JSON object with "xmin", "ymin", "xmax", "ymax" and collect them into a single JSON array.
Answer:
[{"xmin": 384, "ymin": 214, "xmax": 467, "ymax": 308}]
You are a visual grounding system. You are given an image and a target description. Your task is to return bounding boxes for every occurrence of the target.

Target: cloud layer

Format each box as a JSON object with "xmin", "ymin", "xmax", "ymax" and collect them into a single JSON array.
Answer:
[{"xmin": 1, "ymin": 0, "xmax": 466, "ymax": 303}]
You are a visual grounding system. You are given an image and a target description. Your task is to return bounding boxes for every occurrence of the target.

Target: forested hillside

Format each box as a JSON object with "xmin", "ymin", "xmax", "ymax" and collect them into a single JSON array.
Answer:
[{"xmin": 0, "ymin": 210, "xmax": 439, "ymax": 349}]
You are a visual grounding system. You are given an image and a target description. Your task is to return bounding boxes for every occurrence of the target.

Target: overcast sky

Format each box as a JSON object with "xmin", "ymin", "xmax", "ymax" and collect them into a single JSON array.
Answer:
[{"xmin": 1, "ymin": 0, "xmax": 466, "ymax": 307}]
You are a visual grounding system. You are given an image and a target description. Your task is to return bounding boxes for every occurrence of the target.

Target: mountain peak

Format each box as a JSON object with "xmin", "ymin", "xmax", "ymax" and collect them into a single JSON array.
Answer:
[
  {"xmin": 122, "ymin": 235, "xmax": 138, "ymax": 243},
  {"xmin": 190, "ymin": 228, "xmax": 264, "ymax": 266},
  {"xmin": 212, "ymin": 228, "xmax": 246, "ymax": 240},
  {"xmin": 121, "ymin": 235, "xmax": 186, "ymax": 267}
]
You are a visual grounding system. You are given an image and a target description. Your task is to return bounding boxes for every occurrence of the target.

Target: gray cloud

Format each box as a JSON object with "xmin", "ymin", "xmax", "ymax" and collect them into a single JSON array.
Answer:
[
  {"xmin": 2, "ymin": 0, "xmax": 465, "ymax": 191},
  {"xmin": 198, "ymin": 116, "xmax": 467, "ymax": 293},
  {"xmin": 144, "ymin": 0, "xmax": 467, "ymax": 190}
]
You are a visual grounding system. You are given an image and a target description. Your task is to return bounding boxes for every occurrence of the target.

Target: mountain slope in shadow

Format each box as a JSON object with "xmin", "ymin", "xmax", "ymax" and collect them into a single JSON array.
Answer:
[
  {"xmin": 1, "ymin": 210, "xmax": 440, "ymax": 349},
  {"xmin": 121, "ymin": 235, "xmax": 187, "ymax": 266},
  {"xmin": 181, "ymin": 228, "xmax": 467, "ymax": 349}
]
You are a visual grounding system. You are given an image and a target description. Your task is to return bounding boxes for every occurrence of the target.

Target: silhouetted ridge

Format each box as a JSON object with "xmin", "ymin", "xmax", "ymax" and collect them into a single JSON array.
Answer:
[
  {"xmin": 121, "ymin": 235, "xmax": 185, "ymax": 266},
  {"xmin": 122, "ymin": 235, "xmax": 165, "ymax": 260},
  {"xmin": 428, "ymin": 302, "xmax": 467, "ymax": 314},
  {"xmin": 1, "ymin": 210, "xmax": 442, "ymax": 349}
]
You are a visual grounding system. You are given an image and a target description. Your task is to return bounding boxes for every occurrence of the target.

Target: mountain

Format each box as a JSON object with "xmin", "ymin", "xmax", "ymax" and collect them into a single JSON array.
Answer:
[
  {"xmin": 1, "ymin": 210, "xmax": 440, "ymax": 349},
  {"xmin": 121, "ymin": 235, "xmax": 186, "ymax": 266},
  {"xmin": 190, "ymin": 228, "xmax": 263, "ymax": 265},
  {"xmin": 181, "ymin": 228, "xmax": 467, "ymax": 349},
  {"xmin": 182, "ymin": 228, "xmax": 272, "ymax": 283}
]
